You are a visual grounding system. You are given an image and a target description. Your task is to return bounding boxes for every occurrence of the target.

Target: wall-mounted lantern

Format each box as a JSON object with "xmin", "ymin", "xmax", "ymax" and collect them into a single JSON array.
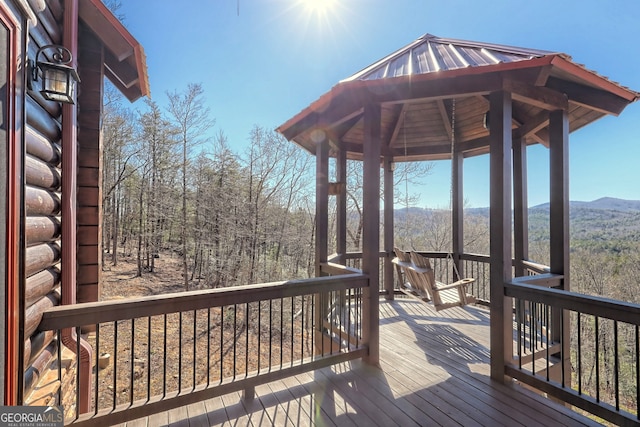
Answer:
[{"xmin": 29, "ymin": 45, "xmax": 80, "ymax": 104}]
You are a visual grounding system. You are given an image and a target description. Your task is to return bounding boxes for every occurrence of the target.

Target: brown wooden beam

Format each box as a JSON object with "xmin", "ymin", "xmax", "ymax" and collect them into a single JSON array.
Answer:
[
  {"xmin": 452, "ymin": 150, "xmax": 464, "ymax": 278},
  {"xmin": 335, "ymin": 144, "xmax": 347, "ymax": 265},
  {"xmin": 489, "ymin": 90, "xmax": 513, "ymax": 383},
  {"xmin": 315, "ymin": 137, "xmax": 329, "ymax": 275},
  {"xmin": 383, "ymin": 157, "xmax": 394, "ymax": 300},
  {"xmin": 374, "ymin": 73, "xmax": 502, "ymax": 106},
  {"xmin": 546, "ymin": 77, "xmax": 630, "ymax": 116},
  {"xmin": 362, "ymin": 103, "xmax": 381, "ymax": 365},
  {"xmin": 333, "ymin": 114, "xmax": 362, "ymax": 142},
  {"xmin": 437, "ymin": 99, "xmax": 453, "ymax": 142},
  {"xmin": 282, "ymin": 73, "xmax": 504, "ymax": 142},
  {"xmin": 514, "ymin": 109, "xmax": 549, "ymax": 140},
  {"xmin": 104, "ymin": 50, "xmax": 138, "ymax": 88},
  {"xmin": 549, "ymin": 109, "xmax": 569, "ymax": 283},
  {"xmin": 388, "ymin": 143, "xmax": 451, "ymax": 158},
  {"xmin": 315, "ymin": 136, "xmax": 329, "ymax": 360},
  {"xmin": 388, "ymin": 104, "xmax": 407, "ymax": 152},
  {"xmin": 534, "ymin": 64, "xmax": 553, "ymax": 86},
  {"xmin": 512, "ymin": 136, "xmax": 528, "ymax": 278},
  {"xmin": 549, "ymin": 108, "xmax": 571, "ymax": 389},
  {"xmin": 504, "ymin": 79, "xmax": 568, "ymax": 111}
]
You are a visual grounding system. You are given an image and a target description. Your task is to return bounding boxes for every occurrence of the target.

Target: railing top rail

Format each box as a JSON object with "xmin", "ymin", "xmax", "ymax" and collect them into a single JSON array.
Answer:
[
  {"xmin": 505, "ymin": 280, "xmax": 640, "ymax": 325},
  {"xmin": 521, "ymin": 259, "xmax": 551, "ymax": 274},
  {"xmin": 40, "ymin": 273, "xmax": 368, "ymax": 331},
  {"xmin": 459, "ymin": 253, "xmax": 491, "ymax": 262},
  {"xmin": 343, "ymin": 251, "xmax": 387, "ymax": 260},
  {"xmin": 320, "ymin": 262, "xmax": 362, "ymax": 275}
]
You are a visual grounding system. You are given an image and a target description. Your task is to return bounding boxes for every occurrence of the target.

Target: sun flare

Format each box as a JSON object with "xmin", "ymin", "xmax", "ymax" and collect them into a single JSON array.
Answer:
[{"xmin": 299, "ymin": 0, "xmax": 338, "ymax": 16}]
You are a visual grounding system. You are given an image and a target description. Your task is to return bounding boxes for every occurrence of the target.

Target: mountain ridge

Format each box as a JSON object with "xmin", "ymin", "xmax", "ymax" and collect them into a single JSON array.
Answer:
[{"xmin": 531, "ymin": 197, "xmax": 640, "ymax": 212}]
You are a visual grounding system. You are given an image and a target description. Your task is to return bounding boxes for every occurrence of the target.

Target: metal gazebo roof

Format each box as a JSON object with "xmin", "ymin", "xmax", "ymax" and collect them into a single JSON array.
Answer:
[{"xmin": 277, "ymin": 33, "xmax": 638, "ymax": 161}]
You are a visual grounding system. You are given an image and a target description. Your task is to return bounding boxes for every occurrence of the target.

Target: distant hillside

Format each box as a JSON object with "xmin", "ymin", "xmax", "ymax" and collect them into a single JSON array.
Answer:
[
  {"xmin": 532, "ymin": 197, "xmax": 640, "ymax": 212},
  {"xmin": 395, "ymin": 198, "xmax": 640, "ymax": 253},
  {"xmin": 528, "ymin": 198, "xmax": 640, "ymax": 251}
]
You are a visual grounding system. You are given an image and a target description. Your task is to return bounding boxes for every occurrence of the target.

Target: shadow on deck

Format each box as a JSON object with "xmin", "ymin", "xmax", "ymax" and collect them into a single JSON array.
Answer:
[{"xmin": 118, "ymin": 299, "xmax": 599, "ymax": 427}]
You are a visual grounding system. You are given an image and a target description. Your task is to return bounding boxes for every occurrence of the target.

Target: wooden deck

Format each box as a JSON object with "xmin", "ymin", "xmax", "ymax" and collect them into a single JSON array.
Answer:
[{"xmin": 116, "ymin": 298, "xmax": 600, "ymax": 427}]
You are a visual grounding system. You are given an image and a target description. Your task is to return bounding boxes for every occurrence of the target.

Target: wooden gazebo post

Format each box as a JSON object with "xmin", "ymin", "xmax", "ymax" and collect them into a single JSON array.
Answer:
[
  {"xmin": 336, "ymin": 142, "xmax": 347, "ymax": 265},
  {"xmin": 549, "ymin": 109, "xmax": 571, "ymax": 385},
  {"xmin": 383, "ymin": 156, "xmax": 395, "ymax": 300},
  {"xmin": 314, "ymin": 134, "xmax": 329, "ymax": 354},
  {"xmin": 452, "ymin": 148, "xmax": 464, "ymax": 280},
  {"xmin": 513, "ymin": 136, "xmax": 529, "ymax": 278},
  {"xmin": 362, "ymin": 103, "xmax": 381, "ymax": 365},
  {"xmin": 489, "ymin": 90, "xmax": 514, "ymax": 382}
]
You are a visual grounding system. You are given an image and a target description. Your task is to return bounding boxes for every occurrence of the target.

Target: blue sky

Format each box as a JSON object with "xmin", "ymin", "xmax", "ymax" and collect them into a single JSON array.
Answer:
[{"xmin": 117, "ymin": 0, "xmax": 640, "ymax": 208}]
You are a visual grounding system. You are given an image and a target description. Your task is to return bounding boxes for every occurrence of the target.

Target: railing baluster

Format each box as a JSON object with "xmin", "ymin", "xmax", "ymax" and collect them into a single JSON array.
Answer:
[
  {"xmin": 546, "ymin": 303, "xmax": 550, "ymax": 382},
  {"xmin": 614, "ymin": 320, "xmax": 619, "ymax": 411},
  {"xmin": 291, "ymin": 296, "xmax": 295, "ymax": 366},
  {"xmin": 595, "ymin": 316, "xmax": 600, "ymax": 402},
  {"xmin": 269, "ymin": 299, "xmax": 273, "ymax": 371},
  {"xmin": 310, "ymin": 294, "xmax": 315, "ymax": 357},
  {"xmin": 219, "ymin": 307, "xmax": 224, "ymax": 384},
  {"xmin": 347, "ymin": 289, "xmax": 352, "ymax": 351},
  {"xmin": 636, "ymin": 324, "xmax": 639, "ymax": 420},
  {"xmin": 561, "ymin": 308, "xmax": 565, "ymax": 388},
  {"xmin": 328, "ymin": 291, "xmax": 333, "ymax": 356},
  {"xmin": 147, "ymin": 317, "xmax": 151, "ymax": 402},
  {"xmin": 577, "ymin": 313, "xmax": 582, "ymax": 395},
  {"xmin": 300, "ymin": 296, "xmax": 304, "ymax": 361},
  {"xmin": 516, "ymin": 298, "xmax": 522, "ymax": 370},
  {"xmin": 113, "ymin": 321, "xmax": 118, "ymax": 410},
  {"xmin": 193, "ymin": 309, "xmax": 197, "ymax": 389},
  {"xmin": 206, "ymin": 308, "xmax": 211, "ymax": 387},
  {"xmin": 56, "ymin": 332, "xmax": 62, "ymax": 409},
  {"xmin": 530, "ymin": 301, "xmax": 535, "ymax": 376},
  {"xmin": 320, "ymin": 292, "xmax": 325, "ymax": 356},
  {"xmin": 357, "ymin": 287, "xmax": 361, "ymax": 345},
  {"xmin": 130, "ymin": 318, "xmax": 135, "ymax": 405},
  {"xmin": 94, "ymin": 325, "xmax": 99, "ymax": 414},
  {"xmin": 245, "ymin": 302, "xmax": 249, "ymax": 378},
  {"xmin": 76, "ymin": 326, "xmax": 81, "ymax": 421},
  {"xmin": 258, "ymin": 301, "xmax": 262, "ymax": 373},
  {"xmin": 178, "ymin": 312, "xmax": 183, "ymax": 393},
  {"xmin": 233, "ymin": 304, "xmax": 237, "ymax": 380},
  {"xmin": 163, "ymin": 314, "xmax": 167, "ymax": 398},
  {"xmin": 280, "ymin": 297, "xmax": 284, "ymax": 365}
]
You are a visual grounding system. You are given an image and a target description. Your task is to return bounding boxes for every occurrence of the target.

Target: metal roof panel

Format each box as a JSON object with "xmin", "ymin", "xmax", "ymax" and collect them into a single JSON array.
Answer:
[{"xmin": 343, "ymin": 33, "xmax": 552, "ymax": 83}]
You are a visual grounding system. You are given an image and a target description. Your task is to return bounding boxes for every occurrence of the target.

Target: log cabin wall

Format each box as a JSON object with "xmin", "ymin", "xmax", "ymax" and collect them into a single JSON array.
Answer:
[
  {"xmin": 1, "ymin": 0, "xmax": 27, "ymax": 405},
  {"xmin": 22, "ymin": 0, "xmax": 64, "ymax": 400},
  {"xmin": 76, "ymin": 25, "xmax": 103, "ymax": 305}
]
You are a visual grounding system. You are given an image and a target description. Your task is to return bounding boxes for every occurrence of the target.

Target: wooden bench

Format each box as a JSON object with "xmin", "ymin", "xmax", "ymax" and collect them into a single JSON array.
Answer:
[{"xmin": 393, "ymin": 249, "xmax": 476, "ymax": 311}]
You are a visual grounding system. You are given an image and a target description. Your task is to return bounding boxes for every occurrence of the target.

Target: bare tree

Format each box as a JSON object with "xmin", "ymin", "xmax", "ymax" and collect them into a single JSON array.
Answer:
[
  {"xmin": 101, "ymin": 86, "xmax": 140, "ymax": 267},
  {"xmin": 166, "ymin": 83, "xmax": 215, "ymax": 291}
]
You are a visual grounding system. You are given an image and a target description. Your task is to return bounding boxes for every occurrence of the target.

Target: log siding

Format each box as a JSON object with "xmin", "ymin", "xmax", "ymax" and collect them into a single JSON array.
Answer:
[{"xmin": 22, "ymin": 0, "xmax": 64, "ymax": 399}]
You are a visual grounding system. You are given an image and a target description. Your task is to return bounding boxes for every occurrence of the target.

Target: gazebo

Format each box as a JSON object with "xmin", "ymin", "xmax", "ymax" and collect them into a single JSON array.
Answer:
[{"xmin": 277, "ymin": 33, "xmax": 638, "ymax": 380}]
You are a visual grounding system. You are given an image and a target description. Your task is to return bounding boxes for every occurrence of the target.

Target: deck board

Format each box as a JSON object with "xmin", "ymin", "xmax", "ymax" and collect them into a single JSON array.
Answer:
[{"xmin": 124, "ymin": 298, "xmax": 601, "ymax": 427}]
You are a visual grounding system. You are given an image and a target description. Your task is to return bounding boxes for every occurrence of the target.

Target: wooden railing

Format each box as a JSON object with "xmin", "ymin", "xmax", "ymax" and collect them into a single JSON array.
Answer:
[
  {"xmin": 505, "ymin": 278, "xmax": 640, "ymax": 426},
  {"xmin": 331, "ymin": 250, "xmax": 640, "ymax": 424},
  {"xmin": 341, "ymin": 251, "xmax": 494, "ymax": 304},
  {"xmin": 39, "ymin": 273, "xmax": 368, "ymax": 426}
]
